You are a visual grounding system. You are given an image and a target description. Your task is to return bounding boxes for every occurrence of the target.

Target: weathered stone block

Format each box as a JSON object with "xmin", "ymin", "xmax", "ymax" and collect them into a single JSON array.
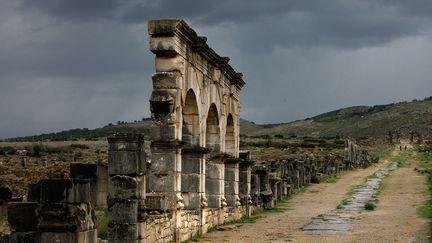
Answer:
[
  {"xmin": 38, "ymin": 203, "xmax": 95, "ymax": 232},
  {"xmin": 181, "ymin": 174, "xmax": 200, "ymax": 192},
  {"xmin": 96, "ymin": 164, "xmax": 108, "ymax": 179},
  {"xmin": 107, "ymin": 199, "xmax": 138, "ymax": 224},
  {"xmin": 206, "ymin": 194, "xmax": 221, "ymax": 208},
  {"xmin": 152, "ymin": 72, "xmax": 179, "ymax": 89},
  {"xmin": 70, "ymin": 163, "xmax": 97, "ymax": 179},
  {"xmin": 8, "ymin": 202, "xmax": 38, "ymax": 232},
  {"xmin": 206, "ymin": 163, "xmax": 221, "ymax": 179},
  {"xmin": 150, "ymin": 37, "xmax": 179, "ymax": 55},
  {"xmin": 39, "ymin": 179, "xmax": 90, "ymax": 203},
  {"xmin": 150, "ymin": 153, "xmax": 176, "ymax": 173},
  {"xmin": 108, "ymin": 151, "xmax": 146, "ymax": 175},
  {"xmin": 205, "ymin": 179, "xmax": 222, "ymax": 194},
  {"xmin": 224, "ymin": 180, "xmax": 235, "ymax": 194},
  {"xmin": 109, "ymin": 175, "xmax": 145, "ymax": 200},
  {"xmin": 27, "ymin": 183, "xmax": 40, "ymax": 202},
  {"xmin": 39, "ymin": 229, "xmax": 97, "ymax": 243},
  {"xmin": 107, "ymin": 133, "xmax": 144, "ymax": 152},
  {"xmin": 224, "ymin": 169, "xmax": 236, "ymax": 182},
  {"xmin": 108, "ymin": 222, "xmax": 145, "ymax": 240},
  {"xmin": 96, "ymin": 178, "xmax": 108, "ymax": 192},
  {"xmin": 182, "ymin": 192, "xmax": 200, "ymax": 210},
  {"xmin": 10, "ymin": 232, "xmax": 38, "ymax": 243},
  {"xmin": 181, "ymin": 157, "xmax": 201, "ymax": 174},
  {"xmin": 0, "ymin": 182, "xmax": 12, "ymax": 201},
  {"xmin": 142, "ymin": 194, "xmax": 170, "ymax": 211},
  {"xmin": 147, "ymin": 173, "xmax": 176, "ymax": 192}
]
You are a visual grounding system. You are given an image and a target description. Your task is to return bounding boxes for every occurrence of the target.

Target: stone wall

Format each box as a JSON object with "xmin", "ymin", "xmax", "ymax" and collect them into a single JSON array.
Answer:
[
  {"xmin": 250, "ymin": 139, "xmax": 377, "ymax": 209},
  {"xmin": 7, "ymin": 177, "xmax": 97, "ymax": 243}
]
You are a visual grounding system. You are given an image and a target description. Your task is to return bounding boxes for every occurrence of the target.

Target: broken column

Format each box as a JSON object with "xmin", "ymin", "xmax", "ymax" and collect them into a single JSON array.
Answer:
[
  {"xmin": 107, "ymin": 133, "xmax": 146, "ymax": 243},
  {"xmin": 8, "ymin": 177, "xmax": 97, "ymax": 243},
  {"xmin": 239, "ymin": 159, "xmax": 253, "ymax": 216},
  {"xmin": 18, "ymin": 150, "xmax": 27, "ymax": 168},
  {"xmin": 70, "ymin": 163, "xmax": 108, "ymax": 207}
]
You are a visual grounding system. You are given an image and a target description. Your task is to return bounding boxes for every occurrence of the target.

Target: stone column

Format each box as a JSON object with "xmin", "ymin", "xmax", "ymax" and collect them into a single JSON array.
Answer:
[
  {"xmin": 250, "ymin": 174, "xmax": 260, "ymax": 206},
  {"xmin": 181, "ymin": 147, "xmax": 209, "ymax": 209},
  {"xmin": 107, "ymin": 134, "xmax": 146, "ymax": 243},
  {"xmin": 205, "ymin": 157, "xmax": 225, "ymax": 209},
  {"xmin": 224, "ymin": 158, "xmax": 241, "ymax": 208},
  {"xmin": 70, "ymin": 163, "xmax": 108, "ymax": 207},
  {"xmin": 147, "ymin": 141, "xmax": 184, "ymax": 209},
  {"xmin": 239, "ymin": 160, "xmax": 253, "ymax": 209}
]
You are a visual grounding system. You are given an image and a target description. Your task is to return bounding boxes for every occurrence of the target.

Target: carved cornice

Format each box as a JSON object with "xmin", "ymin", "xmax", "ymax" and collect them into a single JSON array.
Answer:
[{"xmin": 148, "ymin": 19, "xmax": 245, "ymax": 90}]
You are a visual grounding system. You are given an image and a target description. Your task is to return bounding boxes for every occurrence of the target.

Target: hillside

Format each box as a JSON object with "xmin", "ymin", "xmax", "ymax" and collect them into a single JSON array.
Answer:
[
  {"xmin": 4, "ymin": 117, "xmax": 262, "ymax": 142},
  {"xmin": 248, "ymin": 99, "xmax": 432, "ymax": 139},
  {"xmin": 4, "ymin": 98, "xmax": 431, "ymax": 141}
]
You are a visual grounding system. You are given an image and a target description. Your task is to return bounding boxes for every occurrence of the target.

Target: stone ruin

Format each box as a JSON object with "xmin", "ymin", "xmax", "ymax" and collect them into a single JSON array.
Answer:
[
  {"xmin": 249, "ymin": 138, "xmax": 376, "ymax": 210},
  {"xmin": 1, "ymin": 20, "xmax": 379, "ymax": 243},
  {"xmin": 388, "ymin": 128, "xmax": 424, "ymax": 144}
]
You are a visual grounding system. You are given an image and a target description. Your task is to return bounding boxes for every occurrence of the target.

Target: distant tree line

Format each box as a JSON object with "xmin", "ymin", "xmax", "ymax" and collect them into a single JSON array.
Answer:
[{"xmin": 6, "ymin": 118, "xmax": 152, "ymax": 142}]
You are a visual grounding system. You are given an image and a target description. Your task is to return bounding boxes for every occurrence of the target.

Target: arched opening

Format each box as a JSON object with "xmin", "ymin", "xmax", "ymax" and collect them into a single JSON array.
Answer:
[
  {"xmin": 206, "ymin": 104, "xmax": 220, "ymax": 152},
  {"xmin": 181, "ymin": 90, "xmax": 201, "ymax": 209},
  {"xmin": 225, "ymin": 114, "xmax": 235, "ymax": 156},
  {"xmin": 182, "ymin": 90, "xmax": 200, "ymax": 145}
]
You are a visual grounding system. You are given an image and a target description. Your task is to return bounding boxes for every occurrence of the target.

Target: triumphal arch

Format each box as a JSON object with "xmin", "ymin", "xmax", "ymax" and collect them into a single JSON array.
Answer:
[{"xmin": 146, "ymin": 19, "xmax": 247, "ymax": 240}]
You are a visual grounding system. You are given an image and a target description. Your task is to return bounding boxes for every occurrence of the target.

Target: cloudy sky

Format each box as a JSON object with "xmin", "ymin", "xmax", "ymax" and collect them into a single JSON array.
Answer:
[{"xmin": 1, "ymin": 0, "xmax": 432, "ymax": 138}]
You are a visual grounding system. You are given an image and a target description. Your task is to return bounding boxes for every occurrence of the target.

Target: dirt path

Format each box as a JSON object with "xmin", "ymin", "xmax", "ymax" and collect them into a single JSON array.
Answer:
[{"xmin": 197, "ymin": 148, "xmax": 430, "ymax": 242}]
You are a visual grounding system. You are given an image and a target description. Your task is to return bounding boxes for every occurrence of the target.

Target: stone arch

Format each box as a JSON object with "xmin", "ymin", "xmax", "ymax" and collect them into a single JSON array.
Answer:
[
  {"xmin": 182, "ymin": 89, "xmax": 200, "ymax": 145},
  {"xmin": 206, "ymin": 104, "xmax": 220, "ymax": 152},
  {"xmin": 225, "ymin": 114, "xmax": 235, "ymax": 156}
]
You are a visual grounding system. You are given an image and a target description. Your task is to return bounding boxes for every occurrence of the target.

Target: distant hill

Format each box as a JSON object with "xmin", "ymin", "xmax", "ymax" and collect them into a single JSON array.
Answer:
[
  {"xmin": 5, "ymin": 119, "xmax": 154, "ymax": 142},
  {"xmin": 5, "ymin": 98, "xmax": 432, "ymax": 141},
  {"xmin": 247, "ymin": 99, "xmax": 432, "ymax": 139}
]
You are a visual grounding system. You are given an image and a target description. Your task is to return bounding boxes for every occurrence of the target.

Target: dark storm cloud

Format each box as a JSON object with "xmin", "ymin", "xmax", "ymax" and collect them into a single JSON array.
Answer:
[
  {"xmin": 17, "ymin": 0, "xmax": 124, "ymax": 22},
  {"xmin": 1, "ymin": 0, "xmax": 432, "ymax": 138},
  {"xmin": 18, "ymin": 0, "xmax": 432, "ymax": 51}
]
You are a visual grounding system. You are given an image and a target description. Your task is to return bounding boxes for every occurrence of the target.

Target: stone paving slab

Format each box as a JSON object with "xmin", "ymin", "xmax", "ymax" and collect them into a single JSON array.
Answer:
[{"xmin": 304, "ymin": 162, "xmax": 399, "ymax": 235}]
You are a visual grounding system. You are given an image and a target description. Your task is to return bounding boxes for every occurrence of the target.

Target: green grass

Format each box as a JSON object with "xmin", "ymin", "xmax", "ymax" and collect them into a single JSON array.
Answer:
[
  {"xmin": 95, "ymin": 208, "xmax": 108, "ymax": 240},
  {"xmin": 418, "ymin": 174, "xmax": 432, "ymax": 218},
  {"xmin": 0, "ymin": 214, "xmax": 8, "ymax": 226},
  {"xmin": 316, "ymin": 214, "xmax": 330, "ymax": 221},
  {"xmin": 415, "ymin": 145, "xmax": 432, "ymax": 219},
  {"xmin": 322, "ymin": 173, "xmax": 340, "ymax": 183},
  {"xmin": 386, "ymin": 147, "xmax": 415, "ymax": 167}
]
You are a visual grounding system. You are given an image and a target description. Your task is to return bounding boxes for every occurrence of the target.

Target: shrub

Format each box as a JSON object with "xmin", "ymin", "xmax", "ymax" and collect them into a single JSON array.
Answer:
[
  {"xmin": 0, "ymin": 146, "xmax": 16, "ymax": 155},
  {"xmin": 31, "ymin": 144, "xmax": 43, "ymax": 157},
  {"xmin": 70, "ymin": 144, "xmax": 90, "ymax": 149},
  {"xmin": 364, "ymin": 201, "xmax": 376, "ymax": 210}
]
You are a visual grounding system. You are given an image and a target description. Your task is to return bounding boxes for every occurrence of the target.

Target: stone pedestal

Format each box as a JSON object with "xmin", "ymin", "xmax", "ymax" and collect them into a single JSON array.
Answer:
[
  {"xmin": 181, "ymin": 147, "xmax": 208, "ymax": 210},
  {"xmin": 205, "ymin": 158, "xmax": 225, "ymax": 209},
  {"xmin": 107, "ymin": 133, "xmax": 146, "ymax": 243},
  {"xmin": 239, "ymin": 160, "xmax": 253, "ymax": 204},
  {"xmin": 8, "ymin": 178, "xmax": 97, "ymax": 243},
  {"xmin": 147, "ymin": 141, "xmax": 184, "ymax": 210},
  {"xmin": 224, "ymin": 158, "xmax": 241, "ymax": 207}
]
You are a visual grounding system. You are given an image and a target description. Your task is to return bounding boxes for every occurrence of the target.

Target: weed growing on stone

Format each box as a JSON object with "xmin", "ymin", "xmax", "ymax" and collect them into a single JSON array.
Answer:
[
  {"xmin": 95, "ymin": 208, "xmax": 108, "ymax": 240},
  {"xmin": 0, "ymin": 214, "xmax": 8, "ymax": 227}
]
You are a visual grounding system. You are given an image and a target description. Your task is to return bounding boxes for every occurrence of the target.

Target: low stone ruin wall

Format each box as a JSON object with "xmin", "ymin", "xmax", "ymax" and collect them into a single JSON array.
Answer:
[{"xmin": 250, "ymin": 138, "xmax": 377, "ymax": 210}]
